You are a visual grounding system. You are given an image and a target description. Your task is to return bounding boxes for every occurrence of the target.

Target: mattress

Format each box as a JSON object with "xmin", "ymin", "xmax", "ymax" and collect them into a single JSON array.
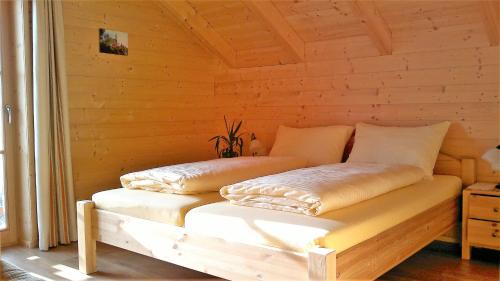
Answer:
[
  {"xmin": 92, "ymin": 188, "xmax": 223, "ymax": 226},
  {"xmin": 185, "ymin": 175, "xmax": 461, "ymax": 253}
]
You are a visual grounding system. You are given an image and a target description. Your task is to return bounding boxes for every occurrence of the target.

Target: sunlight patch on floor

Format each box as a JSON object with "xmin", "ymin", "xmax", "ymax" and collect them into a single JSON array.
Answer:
[
  {"xmin": 26, "ymin": 256, "xmax": 40, "ymax": 261},
  {"xmin": 52, "ymin": 264, "xmax": 92, "ymax": 281},
  {"xmin": 28, "ymin": 272, "xmax": 54, "ymax": 281}
]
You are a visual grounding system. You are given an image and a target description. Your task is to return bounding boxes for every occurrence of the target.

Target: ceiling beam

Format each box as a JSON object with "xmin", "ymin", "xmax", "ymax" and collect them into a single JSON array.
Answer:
[
  {"xmin": 480, "ymin": 0, "xmax": 499, "ymax": 46},
  {"xmin": 352, "ymin": 0, "xmax": 392, "ymax": 55},
  {"xmin": 159, "ymin": 0, "xmax": 237, "ymax": 67},
  {"xmin": 243, "ymin": 0, "xmax": 305, "ymax": 62}
]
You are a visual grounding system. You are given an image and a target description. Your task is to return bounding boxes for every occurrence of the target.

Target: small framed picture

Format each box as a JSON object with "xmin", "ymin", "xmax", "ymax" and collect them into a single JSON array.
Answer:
[{"xmin": 99, "ymin": 28, "xmax": 128, "ymax": 56}]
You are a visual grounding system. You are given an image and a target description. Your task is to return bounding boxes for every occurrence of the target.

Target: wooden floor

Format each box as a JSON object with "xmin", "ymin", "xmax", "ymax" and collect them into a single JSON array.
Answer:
[{"xmin": 1, "ymin": 241, "xmax": 498, "ymax": 281}]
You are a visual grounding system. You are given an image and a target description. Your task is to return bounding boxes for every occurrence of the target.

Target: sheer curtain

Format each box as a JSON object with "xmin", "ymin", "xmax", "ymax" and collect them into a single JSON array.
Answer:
[{"xmin": 32, "ymin": 0, "xmax": 77, "ymax": 251}]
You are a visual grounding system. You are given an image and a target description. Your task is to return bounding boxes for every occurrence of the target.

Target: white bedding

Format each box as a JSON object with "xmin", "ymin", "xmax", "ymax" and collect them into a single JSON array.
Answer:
[
  {"xmin": 187, "ymin": 175, "xmax": 461, "ymax": 253},
  {"xmin": 121, "ymin": 156, "xmax": 307, "ymax": 194},
  {"xmin": 220, "ymin": 163, "xmax": 425, "ymax": 216}
]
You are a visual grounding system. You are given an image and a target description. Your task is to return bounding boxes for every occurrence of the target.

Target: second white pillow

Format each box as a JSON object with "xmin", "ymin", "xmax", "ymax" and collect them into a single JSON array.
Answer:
[
  {"xmin": 269, "ymin": 125, "xmax": 354, "ymax": 167},
  {"xmin": 347, "ymin": 122, "xmax": 450, "ymax": 178}
]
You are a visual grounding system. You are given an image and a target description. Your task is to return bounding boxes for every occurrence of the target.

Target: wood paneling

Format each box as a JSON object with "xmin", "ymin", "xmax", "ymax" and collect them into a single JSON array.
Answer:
[
  {"xmin": 480, "ymin": 0, "xmax": 500, "ymax": 46},
  {"xmin": 159, "ymin": 0, "xmax": 237, "ymax": 67},
  {"xmin": 272, "ymin": 0, "xmax": 366, "ymax": 42},
  {"xmin": 155, "ymin": 1, "xmax": 493, "ymax": 68},
  {"xmin": 187, "ymin": 0, "xmax": 296, "ymax": 67},
  {"xmin": 65, "ymin": 0, "xmax": 500, "ymax": 200},
  {"xmin": 351, "ymin": 0, "xmax": 392, "ymax": 55},
  {"xmin": 243, "ymin": 1, "xmax": 305, "ymax": 62},
  {"xmin": 63, "ymin": 0, "xmax": 224, "ymax": 200},
  {"xmin": 376, "ymin": 1, "xmax": 489, "ymax": 54},
  {"xmin": 215, "ymin": 45, "xmax": 500, "ymax": 182}
]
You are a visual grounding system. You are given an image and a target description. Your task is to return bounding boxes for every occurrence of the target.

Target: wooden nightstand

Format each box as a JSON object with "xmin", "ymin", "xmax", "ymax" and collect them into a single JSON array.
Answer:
[{"xmin": 462, "ymin": 182, "xmax": 500, "ymax": 259}]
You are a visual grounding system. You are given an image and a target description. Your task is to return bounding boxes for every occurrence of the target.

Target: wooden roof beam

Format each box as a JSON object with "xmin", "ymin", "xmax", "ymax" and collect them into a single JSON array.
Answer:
[
  {"xmin": 480, "ymin": 0, "xmax": 499, "ymax": 46},
  {"xmin": 243, "ymin": 0, "xmax": 305, "ymax": 62},
  {"xmin": 352, "ymin": 0, "xmax": 392, "ymax": 55},
  {"xmin": 159, "ymin": 0, "xmax": 237, "ymax": 67}
]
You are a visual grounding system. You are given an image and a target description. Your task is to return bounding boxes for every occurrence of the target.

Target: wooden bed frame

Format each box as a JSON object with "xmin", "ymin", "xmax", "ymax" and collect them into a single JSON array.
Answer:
[{"xmin": 77, "ymin": 154, "xmax": 476, "ymax": 280}]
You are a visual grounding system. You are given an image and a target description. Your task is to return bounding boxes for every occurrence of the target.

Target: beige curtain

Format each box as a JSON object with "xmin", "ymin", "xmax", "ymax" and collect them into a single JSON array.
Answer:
[
  {"xmin": 10, "ymin": 0, "xmax": 38, "ymax": 248},
  {"xmin": 33, "ymin": 0, "xmax": 76, "ymax": 250}
]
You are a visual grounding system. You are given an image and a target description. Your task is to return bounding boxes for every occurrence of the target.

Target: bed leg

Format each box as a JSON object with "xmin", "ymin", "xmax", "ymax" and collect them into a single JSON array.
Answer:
[
  {"xmin": 308, "ymin": 248, "xmax": 336, "ymax": 281},
  {"xmin": 77, "ymin": 200, "xmax": 96, "ymax": 274}
]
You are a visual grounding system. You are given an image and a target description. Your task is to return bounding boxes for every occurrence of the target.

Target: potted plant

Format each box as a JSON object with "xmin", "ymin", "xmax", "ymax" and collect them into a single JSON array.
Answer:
[{"xmin": 209, "ymin": 116, "xmax": 244, "ymax": 158}]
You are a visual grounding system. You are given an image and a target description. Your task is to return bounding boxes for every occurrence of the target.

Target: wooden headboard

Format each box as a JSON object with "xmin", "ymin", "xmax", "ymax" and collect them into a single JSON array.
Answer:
[{"xmin": 434, "ymin": 153, "xmax": 476, "ymax": 187}]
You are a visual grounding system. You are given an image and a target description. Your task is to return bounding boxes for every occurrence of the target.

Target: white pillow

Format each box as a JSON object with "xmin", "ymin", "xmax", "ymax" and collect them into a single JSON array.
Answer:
[
  {"xmin": 269, "ymin": 125, "xmax": 354, "ymax": 167},
  {"xmin": 347, "ymin": 122, "xmax": 450, "ymax": 178}
]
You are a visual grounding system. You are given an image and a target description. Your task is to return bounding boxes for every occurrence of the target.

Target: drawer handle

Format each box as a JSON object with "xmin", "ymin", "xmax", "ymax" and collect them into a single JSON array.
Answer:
[
  {"xmin": 493, "ymin": 233, "xmax": 498, "ymax": 238},
  {"xmin": 494, "ymin": 207, "xmax": 499, "ymax": 213}
]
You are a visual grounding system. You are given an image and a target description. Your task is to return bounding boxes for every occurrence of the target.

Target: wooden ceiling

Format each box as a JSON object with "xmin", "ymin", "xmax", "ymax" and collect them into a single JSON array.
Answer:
[{"xmin": 159, "ymin": 0, "xmax": 499, "ymax": 68}]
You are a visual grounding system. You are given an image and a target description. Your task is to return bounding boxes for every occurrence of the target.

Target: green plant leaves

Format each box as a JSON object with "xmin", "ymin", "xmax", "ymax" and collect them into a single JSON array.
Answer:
[{"xmin": 209, "ymin": 116, "xmax": 245, "ymax": 158}]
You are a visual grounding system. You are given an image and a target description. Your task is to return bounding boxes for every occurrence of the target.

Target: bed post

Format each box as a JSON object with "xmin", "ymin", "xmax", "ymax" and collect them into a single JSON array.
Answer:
[
  {"xmin": 77, "ymin": 200, "xmax": 97, "ymax": 274},
  {"xmin": 308, "ymin": 247, "xmax": 336, "ymax": 281},
  {"xmin": 460, "ymin": 158, "xmax": 476, "ymax": 186}
]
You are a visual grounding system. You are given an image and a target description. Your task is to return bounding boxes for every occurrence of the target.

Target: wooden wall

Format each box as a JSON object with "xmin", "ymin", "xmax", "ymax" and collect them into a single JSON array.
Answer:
[
  {"xmin": 214, "ymin": 44, "xmax": 499, "ymax": 183},
  {"xmin": 64, "ymin": 0, "xmax": 499, "ymax": 200},
  {"xmin": 63, "ymin": 1, "xmax": 225, "ymax": 200}
]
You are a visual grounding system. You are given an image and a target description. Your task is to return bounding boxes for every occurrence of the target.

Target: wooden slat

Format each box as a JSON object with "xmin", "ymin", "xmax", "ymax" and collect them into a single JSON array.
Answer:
[
  {"xmin": 159, "ymin": 0, "xmax": 236, "ymax": 67},
  {"xmin": 271, "ymin": 0, "xmax": 368, "ymax": 43},
  {"xmin": 480, "ymin": 0, "xmax": 500, "ymax": 46},
  {"xmin": 351, "ymin": 0, "xmax": 392, "ymax": 55},
  {"xmin": 393, "ymin": 24, "xmax": 489, "ymax": 54},
  {"xmin": 237, "ymin": 45, "xmax": 297, "ymax": 67},
  {"xmin": 93, "ymin": 208, "xmax": 310, "ymax": 281},
  {"xmin": 336, "ymin": 198, "xmax": 458, "ymax": 280},
  {"xmin": 218, "ymin": 46, "xmax": 499, "ymax": 81},
  {"xmin": 243, "ymin": 0, "xmax": 305, "ymax": 62},
  {"xmin": 306, "ymin": 36, "xmax": 380, "ymax": 61}
]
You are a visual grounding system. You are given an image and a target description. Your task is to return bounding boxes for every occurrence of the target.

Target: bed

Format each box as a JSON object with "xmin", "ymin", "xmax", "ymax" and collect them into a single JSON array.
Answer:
[
  {"xmin": 88, "ymin": 155, "xmax": 308, "ymax": 227},
  {"xmin": 77, "ymin": 153, "xmax": 475, "ymax": 280}
]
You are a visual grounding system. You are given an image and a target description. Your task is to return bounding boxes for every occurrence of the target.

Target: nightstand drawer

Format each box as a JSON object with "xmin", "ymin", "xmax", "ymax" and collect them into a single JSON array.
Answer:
[
  {"xmin": 469, "ymin": 195, "xmax": 500, "ymax": 221},
  {"xmin": 468, "ymin": 219, "xmax": 500, "ymax": 249}
]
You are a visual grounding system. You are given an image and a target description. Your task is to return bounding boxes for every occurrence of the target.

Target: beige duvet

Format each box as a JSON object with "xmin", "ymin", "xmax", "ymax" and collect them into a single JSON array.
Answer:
[
  {"xmin": 121, "ymin": 156, "xmax": 306, "ymax": 194},
  {"xmin": 220, "ymin": 163, "xmax": 425, "ymax": 216}
]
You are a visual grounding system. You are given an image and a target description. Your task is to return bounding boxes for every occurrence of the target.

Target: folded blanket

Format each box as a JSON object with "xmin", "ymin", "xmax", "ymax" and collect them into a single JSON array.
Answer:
[
  {"xmin": 220, "ymin": 163, "xmax": 425, "ymax": 216},
  {"xmin": 121, "ymin": 156, "xmax": 307, "ymax": 194}
]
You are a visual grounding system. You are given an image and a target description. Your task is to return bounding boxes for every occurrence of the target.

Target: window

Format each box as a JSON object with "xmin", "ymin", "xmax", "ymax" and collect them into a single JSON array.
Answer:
[{"xmin": 0, "ymin": 22, "xmax": 6, "ymax": 230}]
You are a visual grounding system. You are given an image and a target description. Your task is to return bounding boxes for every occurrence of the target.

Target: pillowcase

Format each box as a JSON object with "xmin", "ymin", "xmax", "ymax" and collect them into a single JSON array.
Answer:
[
  {"xmin": 269, "ymin": 125, "xmax": 354, "ymax": 167},
  {"xmin": 347, "ymin": 122, "xmax": 450, "ymax": 178}
]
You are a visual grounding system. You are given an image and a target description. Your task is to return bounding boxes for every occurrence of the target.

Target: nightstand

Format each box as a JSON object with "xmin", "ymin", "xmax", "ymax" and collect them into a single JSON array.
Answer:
[{"xmin": 461, "ymin": 182, "xmax": 500, "ymax": 259}]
